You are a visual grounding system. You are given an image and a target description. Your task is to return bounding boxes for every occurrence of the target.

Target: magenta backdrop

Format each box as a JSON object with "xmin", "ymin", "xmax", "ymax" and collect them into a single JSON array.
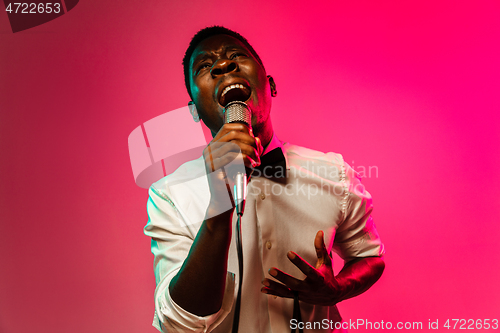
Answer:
[{"xmin": 1, "ymin": 1, "xmax": 499, "ymax": 332}]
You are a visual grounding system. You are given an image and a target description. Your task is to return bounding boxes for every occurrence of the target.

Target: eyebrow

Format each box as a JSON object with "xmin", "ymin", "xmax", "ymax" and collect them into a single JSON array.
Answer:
[{"xmin": 191, "ymin": 45, "xmax": 246, "ymax": 69}]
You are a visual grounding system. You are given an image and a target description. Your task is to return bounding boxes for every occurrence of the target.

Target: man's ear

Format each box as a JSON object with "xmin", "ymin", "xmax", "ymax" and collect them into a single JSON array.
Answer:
[
  {"xmin": 267, "ymin": 75, "xmax": 277, "ymax": 97},
  {"xmin": 188, "ymin": 101, "xmax": 200, "ymax": 122}
]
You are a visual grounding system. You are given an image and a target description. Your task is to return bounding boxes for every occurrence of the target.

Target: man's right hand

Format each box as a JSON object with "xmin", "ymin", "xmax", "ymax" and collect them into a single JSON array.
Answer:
[
  {"xmin": 169, "ymin": 124, "xmax": 264, "ymax": 316},
  {"xmin": 204, "ymin": 123, "xmax": 262, "ymax": 171},
  {"xmin": 203, "ymin": 123, "xmax": 263, "ymax": 217}
]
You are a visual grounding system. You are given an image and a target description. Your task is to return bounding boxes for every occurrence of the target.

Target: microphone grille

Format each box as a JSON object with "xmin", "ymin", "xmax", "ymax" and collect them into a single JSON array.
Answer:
[{"xmin": 223, "ymin": 101, "xmax": 252, "ymax": 128}]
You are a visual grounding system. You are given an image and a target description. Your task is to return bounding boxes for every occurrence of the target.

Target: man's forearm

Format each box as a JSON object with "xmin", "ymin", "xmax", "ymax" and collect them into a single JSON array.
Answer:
[
  {"xmin": 168, "ymin": 209, "xmax": 233, "ymax": 316},
  {"xmin": 335, "ymin": 256, "xmax": 385, "ymax": 302}
]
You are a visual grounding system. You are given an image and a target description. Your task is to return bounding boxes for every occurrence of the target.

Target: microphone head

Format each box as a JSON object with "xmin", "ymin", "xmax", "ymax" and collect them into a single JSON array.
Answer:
[{"xmin": 223, "ymin": 101, "xmax": 252, "ymax": 130}]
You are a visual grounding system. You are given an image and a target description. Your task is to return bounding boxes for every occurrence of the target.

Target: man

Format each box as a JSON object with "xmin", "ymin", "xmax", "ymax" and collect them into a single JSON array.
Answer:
[{"xmin": 144, "ymin": 26, "xmax": 385, "ymax": 332}]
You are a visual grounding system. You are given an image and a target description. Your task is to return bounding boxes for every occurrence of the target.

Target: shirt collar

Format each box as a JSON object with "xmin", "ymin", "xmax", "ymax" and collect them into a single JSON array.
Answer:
[{"xmin": 261, "ymin": 133, "xmax": 289, "ymax": 170}]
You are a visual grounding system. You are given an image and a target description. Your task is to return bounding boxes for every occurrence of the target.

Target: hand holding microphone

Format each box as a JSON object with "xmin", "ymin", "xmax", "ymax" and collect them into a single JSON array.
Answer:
[
  {"xmin": 202, "ymin": 102, "xmax": 262, "ymax": 217},
  {"xmin": 223, "ymin": 101, "xmax": 254, "ymax": 216}
]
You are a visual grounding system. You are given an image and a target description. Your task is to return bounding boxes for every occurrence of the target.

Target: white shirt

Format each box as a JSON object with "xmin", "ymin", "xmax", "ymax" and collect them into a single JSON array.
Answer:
[{"xmin": 144, "ymin": 137, "xmax": 384, "ymax": 332}]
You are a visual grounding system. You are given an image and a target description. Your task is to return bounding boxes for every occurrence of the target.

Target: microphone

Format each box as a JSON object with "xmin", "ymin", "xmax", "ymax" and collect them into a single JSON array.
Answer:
[{"xmin": 223, "ymin": 101, "xmax": 251, "ymax": 216}]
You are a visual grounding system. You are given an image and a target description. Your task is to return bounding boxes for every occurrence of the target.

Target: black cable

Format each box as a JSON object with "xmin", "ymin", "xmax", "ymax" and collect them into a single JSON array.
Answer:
[
  {"xmin": 231, "ymin": 213, "xmax": 244, "ymax": 333},
  {"xmin": 291, "ymin": 291, "xmax": 303, "ymax": 333}
]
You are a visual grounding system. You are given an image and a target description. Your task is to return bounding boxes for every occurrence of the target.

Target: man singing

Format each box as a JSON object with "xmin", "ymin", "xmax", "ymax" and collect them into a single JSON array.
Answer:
[{"xmin": 144, "ymin": 26, "xmax": 385, "ymax": 332}]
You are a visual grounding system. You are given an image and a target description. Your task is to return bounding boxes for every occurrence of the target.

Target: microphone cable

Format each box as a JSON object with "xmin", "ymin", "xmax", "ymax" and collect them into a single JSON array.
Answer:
[
  {"xmin": 223, "ymin": 101, "xmax": 250, "ymax": 333},
  {"xmin": 231, "ymin": 212, "xmax": 244, "ymax": 333}
]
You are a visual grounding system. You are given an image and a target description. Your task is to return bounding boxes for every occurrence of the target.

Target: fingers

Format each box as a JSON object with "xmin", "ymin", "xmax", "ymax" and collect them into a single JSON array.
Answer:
[
  {"xmin": 314, "ymin": 230, "xmax": 332, "ymax": 266},
  {"xmin": 213, "ymin": 123, "xmax": 257, "ymax": 150},
  {"xmin": 265, "ymin": 267, "xmax": 307, "ymax": 291},
  {"xmin": 204, "ymin": 142, "xmax": 258, "ymax": 171},
  {"xmin": 286, "ymin": 252, "xmax": 322, "ymax": 282},
  {"xmin": 314, "ymin": 230, "xmax": 326, "ymax": 259},
  {"xmin": 205, "ymin": 123, "xmax": 261, "ymax": 170},
  {"xmin": 261, "ymin": 278, "xmax": 294, "ymax": 298},
  {"xmin": 260, "ymin": 233, "xmax": 338, "ymax": 305},
  {"xmin": 255, "ymin": 136, "xmax": 263, "ymax": 156},
  {"xmin": 211, "ymin": 123, "xmax": 250, "ymax": 141}
]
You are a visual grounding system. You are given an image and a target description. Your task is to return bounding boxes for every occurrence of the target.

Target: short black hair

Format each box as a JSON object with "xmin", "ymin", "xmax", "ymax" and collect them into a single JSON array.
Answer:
[{"xmin": 182, "ymin": 26, "xmax": 265, "ymax": 99}]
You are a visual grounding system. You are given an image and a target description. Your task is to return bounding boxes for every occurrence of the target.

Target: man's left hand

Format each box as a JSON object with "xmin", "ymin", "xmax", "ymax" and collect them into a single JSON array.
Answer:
[{"xmin": 261, "ymin": 230, "xmax": 346, "ymax": 306}]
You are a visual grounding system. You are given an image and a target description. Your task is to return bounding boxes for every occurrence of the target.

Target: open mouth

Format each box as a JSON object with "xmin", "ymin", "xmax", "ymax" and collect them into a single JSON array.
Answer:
[{"xmin": 218, "ymin": 83, "xmax": 251, "ymax": 107}]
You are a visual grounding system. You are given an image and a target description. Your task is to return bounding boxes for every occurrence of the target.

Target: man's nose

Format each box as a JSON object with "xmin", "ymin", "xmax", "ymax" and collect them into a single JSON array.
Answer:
[{"xmin": 210, "ymin": 59, "xmax": 238, "ymax": 77}]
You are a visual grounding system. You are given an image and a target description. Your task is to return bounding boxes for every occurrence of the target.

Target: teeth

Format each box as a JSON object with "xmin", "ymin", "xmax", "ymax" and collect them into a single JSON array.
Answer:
[{"xmin": 221, "ymin": 84, "xmax": 246, "ymax": 98}]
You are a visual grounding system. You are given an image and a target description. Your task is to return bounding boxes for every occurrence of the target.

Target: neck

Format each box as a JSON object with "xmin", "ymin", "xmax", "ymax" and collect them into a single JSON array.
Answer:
[{"xmin": 255, "ymin": 120, "xmax": 274, "ymax": 150}]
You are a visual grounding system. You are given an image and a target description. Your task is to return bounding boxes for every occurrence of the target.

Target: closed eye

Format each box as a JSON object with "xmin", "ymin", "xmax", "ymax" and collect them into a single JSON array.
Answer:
[
  {"xmin": 195, "ymin": 62, "xmax": 211, "ymax": 74},
  {"xmin": 230, "ymin": 52, "xmax": 246, "ymax": 60}
]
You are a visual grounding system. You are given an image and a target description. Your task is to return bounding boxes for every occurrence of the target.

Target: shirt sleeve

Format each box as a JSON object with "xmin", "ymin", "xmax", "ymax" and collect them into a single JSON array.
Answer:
[
  {"xmin": 332, "ymin": 160, "xmax": 385, "ymax": 262},
  {"xmin": 144, "ymin": 185, "xmax": 235, "ymax": 333}
]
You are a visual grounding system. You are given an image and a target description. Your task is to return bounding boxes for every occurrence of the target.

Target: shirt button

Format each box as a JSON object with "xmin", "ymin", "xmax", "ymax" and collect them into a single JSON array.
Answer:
[
  {"xmin": 266, "ymin": 241, "xmax": 272, "ymax": 249},
  {"xmin": 260, "ymin": 193, "xmax": 266, "ymax": 200}
]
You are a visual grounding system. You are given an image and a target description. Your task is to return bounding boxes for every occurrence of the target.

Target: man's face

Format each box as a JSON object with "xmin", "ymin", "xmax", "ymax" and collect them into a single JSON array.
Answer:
[{"xmin": 189, "ymin": 34, "xmax": 273, "ymax": 136}]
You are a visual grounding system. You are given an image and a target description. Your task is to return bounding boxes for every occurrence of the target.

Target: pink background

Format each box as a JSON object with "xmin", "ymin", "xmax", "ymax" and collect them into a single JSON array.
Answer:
[{"xmin": 1, "ymin": 1, "xmax": 499, "ymax": 332}]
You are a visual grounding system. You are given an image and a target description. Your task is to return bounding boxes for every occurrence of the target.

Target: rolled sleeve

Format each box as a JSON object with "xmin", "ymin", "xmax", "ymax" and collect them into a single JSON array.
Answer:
[
  {"xmin": 333, "ymin": 162, "xmax": 385, "ymax": 262},
  {"xmin": 153, "ymin": 269, "xmax": 235, "ymax": 333},
  {"xmin": 145, "ymin": 185, "xmax": 235, "ymax": 332}
]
